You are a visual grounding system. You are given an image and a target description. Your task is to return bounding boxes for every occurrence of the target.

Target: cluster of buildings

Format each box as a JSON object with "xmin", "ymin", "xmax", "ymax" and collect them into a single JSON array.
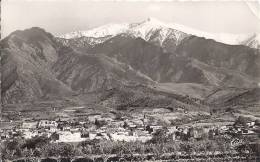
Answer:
[
  {"xmin": 1, "ymin": 113, "xmax": 259, "ymax": 145},
  {"xmin": 0, "ymin": 113, "xmax": 152, "ymax": 143}
]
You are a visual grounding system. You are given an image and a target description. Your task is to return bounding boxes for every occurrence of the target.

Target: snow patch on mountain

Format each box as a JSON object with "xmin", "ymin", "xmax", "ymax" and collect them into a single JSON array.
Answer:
[
  {"xmin": 240, "ymin": 33, "xmax": 260, "ymax": 49},
  {"xmin": 60, "ymin": 23, "xmax": 129, "ymax": 39}
]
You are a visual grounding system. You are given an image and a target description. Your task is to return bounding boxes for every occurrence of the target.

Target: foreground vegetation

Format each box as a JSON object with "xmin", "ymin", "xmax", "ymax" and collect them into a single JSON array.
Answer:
[{"xmin": 1, "ymin": 129, "xmax": 260, "ymax": 161}]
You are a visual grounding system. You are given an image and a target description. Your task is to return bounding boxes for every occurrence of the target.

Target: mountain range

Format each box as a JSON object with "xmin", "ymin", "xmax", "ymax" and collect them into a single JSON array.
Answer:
[
  {"xmin": 59, "ymin": 18, "xmax": 260, "ymax": 49},
  {"xmin": 1, "ymin": 18, "xmax": 260, "ymax": 113}
]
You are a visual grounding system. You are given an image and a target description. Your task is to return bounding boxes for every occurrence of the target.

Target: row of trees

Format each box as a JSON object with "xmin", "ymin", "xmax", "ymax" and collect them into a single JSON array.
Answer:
[
  {"xmin": 1, "ymin": 131, "xmax": 259, "ymax": 161},
  {"xmin": 0, "ymin": 136, "xmax": 80, "ymax": 160}
]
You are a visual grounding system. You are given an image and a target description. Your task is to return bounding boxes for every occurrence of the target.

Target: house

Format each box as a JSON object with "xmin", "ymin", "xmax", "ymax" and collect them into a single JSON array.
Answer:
[
  {"xmin": 109, "ymin": 129, "xmax": 152, "ymax": 143},
  {"xmin": 1, "ymin": 132, "xmax": 9, "ymax": 140},
  {"xmin": 193, "ymin": 127, "xmax": 207, "ymax": 139},
  {"xmin": 38, "ymin": 120, "xmax": 58, "ymax": 128},
  {"xmin": 110, "ymin": 121, "xmax": 124, "ymax": 128},
  {"xmin": 246, "ymin": 121, "xmax": 255, "ymax": 127},
  {"xmin": 88, "ymin": 115, "xmax": 102, "ymax": 123},
  {"xmin": 129, "ymin": 123, "xmax": 137, "ymax": 128},
  {"xmin": 110, "ymin": 132, "xmax": 136, "ymax": 142},
  {"xmin": 21, "ymin": 122, "xmax": 38, "ymax": 129},
  {"xmin": 148, "ymin": 125, "xmax": 163, "ymax": 133},
  {"xmin": 56, "ymin": 131, "xmax": 86, "ymax": 143},
  {"xmin": 101, "ymin": 117, "xmax": 114, "ymax": 123},
  {"xmin": 168, "ymin": 126, "xmax": 177, "ymax": 134},
  {"xmin": 49, "ymin": 127, "xmax": 57, "ymax": 132},
  {"xmin": 23, "ymin": 130, "xmax": 38, "ymax": 139},
  {"xmin": 89, "ymin": 132, "xmax": 98, "ymax": 140},
  {"xmin": 96, "ymin": 132, "xmax": 110, "ymax": 140},
  {"xmin": 219, "ymin": 125, "xmax": 229, "ymax": 134},
  {"xmin": 136, "ymin": 135, "xmax": 152, "ymax": 142},
  {"xmin": 183, "ymin": 127, "xmax": 189, "ymax": 135}
]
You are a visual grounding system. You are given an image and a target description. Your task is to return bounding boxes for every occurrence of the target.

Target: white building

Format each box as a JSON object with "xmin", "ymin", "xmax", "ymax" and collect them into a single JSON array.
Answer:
[
  {"xmin": 246, "ymin": 121, "xmax": 255, "ymax": 127},
  {"xmin": 88, "ymin": 115, "xmax": 102, "ymax": 123},
  {"xmin": 21, "ymin": 122, "xmax": 38, "ymax": 129},
  {"xmin": 110, "ymin": 131, "xmax": 152, "ymax": 142},
  {"xmin": 38, "ymin": 120, "xmax": 58, "ymax": 128},
  {"xmin": 23, "ymin": 130, "xmax": 38, "ymax": 139},
  {"xmin": 57, "ymin": 131, "xmax": 86, "ymax": 143}
]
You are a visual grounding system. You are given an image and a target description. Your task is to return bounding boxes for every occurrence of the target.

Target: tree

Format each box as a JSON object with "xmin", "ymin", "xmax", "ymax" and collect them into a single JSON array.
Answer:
[
  {"xmin": 179, "ymin": 142, "xmax": 193, "ymax": 159},
  {"xmin": 33, "ymin": 148, "xmax": 42, "ymax": 157},
  {"xmin": 94, "ymin": 119, "xmax": 107, "ymax": 128},
  {"xmin": 1, "ymin": 138, "xmax": 25, "ymax": 160},
  {"xmin": 22, "ymin": 135, "xmax": 49, "ymax": 149},
  {"xmin": 255, "ymin": 119, "xmax": 260, "ymax": 126},
  {"xmin": 234, "ymin": 116, "xmax": 248, "ymax": 127},
  {"xmin": 149, "ymin": 129, "xmax": 168, "ymax": 144}
]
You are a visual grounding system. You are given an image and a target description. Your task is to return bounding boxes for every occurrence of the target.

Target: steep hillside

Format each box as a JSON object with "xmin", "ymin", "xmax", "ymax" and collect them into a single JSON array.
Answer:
[
  {"xmin": 1, "ymin": 28, "xmax": 155, "ymax": 104},
  {"xmin": 89, "ymin": 35, "xmax": 259, "ymax": 87},
  {"xmin": 176, "ymin": 36, "xmax": 260, "ymax": 79},
  {"xmin": 89, "ymin": 35, "xmax": 204, "ymax": 83},
  {"xmin": 52, "ymin": 48, "xmax": 154, "ymax": 93},
  {"xmin": 1, "ymin": 27, "xmax": 72, "ymax": 104}
]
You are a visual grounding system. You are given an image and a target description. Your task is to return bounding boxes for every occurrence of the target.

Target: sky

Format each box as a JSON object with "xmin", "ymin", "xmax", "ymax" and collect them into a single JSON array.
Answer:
[{"xmin": 2, "ymin": 0, "xmax": 260, "ymax": 38}]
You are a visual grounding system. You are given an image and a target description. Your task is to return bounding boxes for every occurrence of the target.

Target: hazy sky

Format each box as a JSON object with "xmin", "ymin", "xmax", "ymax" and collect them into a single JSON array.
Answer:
[{"xmin": 2, "ymin": 0, "xmax": 260, "ymax": 38}]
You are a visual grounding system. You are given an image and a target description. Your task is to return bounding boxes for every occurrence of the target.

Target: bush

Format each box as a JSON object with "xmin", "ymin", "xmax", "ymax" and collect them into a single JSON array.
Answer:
[
  {"xmin": 42, "ymin": 143, "xmax": 76, "ymax": 157},
  {"xmin": 234, "ymin": 116, "xmax": 248, "ymax": 127},
  {"xmin": 22, "ymin": 135, "xmax": 49, "ymax": 149},
  {"xmin": 149, "ymin": 129, "xmax": 169, "ymax": 144}
]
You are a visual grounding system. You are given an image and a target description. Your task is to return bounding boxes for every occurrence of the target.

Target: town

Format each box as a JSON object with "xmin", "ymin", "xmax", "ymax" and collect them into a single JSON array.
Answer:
[
  {"xmin": 1, "ymin": 110, "xmax": 259, "ymax": 146},
  {"xmin": 1, "ymin": 106, "xmax": 260, "ymax": 162}
]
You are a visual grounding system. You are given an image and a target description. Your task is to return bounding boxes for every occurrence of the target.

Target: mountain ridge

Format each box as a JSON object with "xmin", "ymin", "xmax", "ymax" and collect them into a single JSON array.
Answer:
[{"xmin": 59, "ymin": 18, "xmax": 260, "ymax": 48}]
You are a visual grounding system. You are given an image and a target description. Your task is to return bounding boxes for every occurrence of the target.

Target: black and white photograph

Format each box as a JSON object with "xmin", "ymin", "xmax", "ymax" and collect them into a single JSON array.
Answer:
[{"xmin": 1, "ymin": 0, "xmax": 260, "ymax": 161}]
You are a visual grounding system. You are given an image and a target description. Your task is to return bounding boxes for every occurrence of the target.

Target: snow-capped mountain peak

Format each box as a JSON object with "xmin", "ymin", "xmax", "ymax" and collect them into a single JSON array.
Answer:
[
  {"xmin": 58, "ymin": 18, "xmax": 259, "ymax": 48},
  {"xmin": 59, "ymin": 18, "xmax": 180, "ymax": 40}
]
